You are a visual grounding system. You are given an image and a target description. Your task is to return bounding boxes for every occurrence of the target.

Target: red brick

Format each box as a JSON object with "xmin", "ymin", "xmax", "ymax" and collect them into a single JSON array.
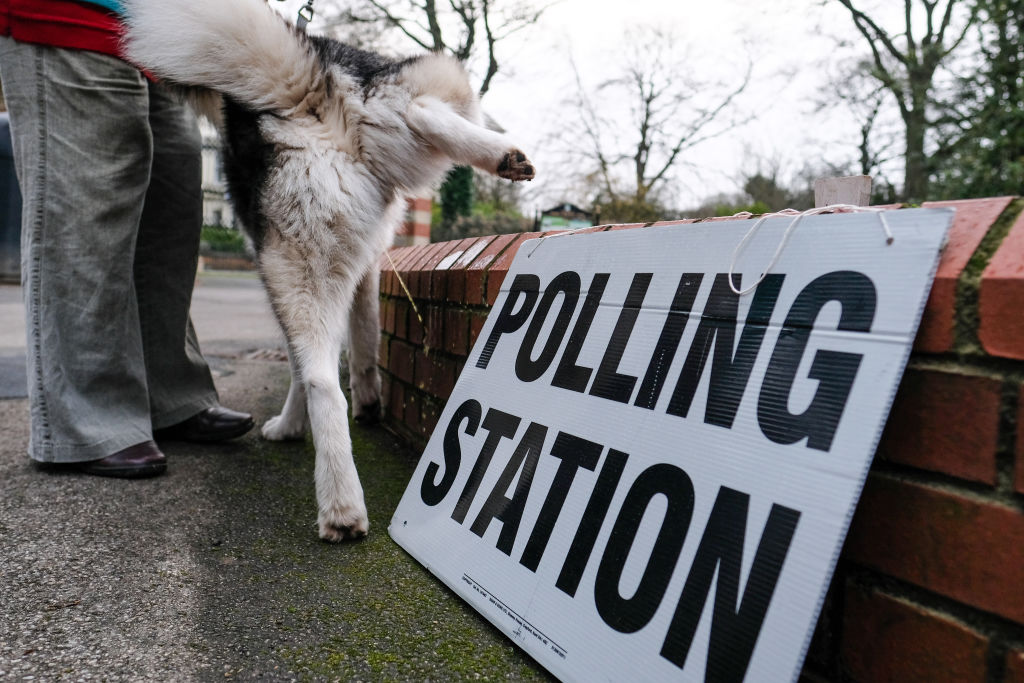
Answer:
[
  {"xmin": 607, "ymin": 222, "xmax": 652, "ymax": 231},
  {"xmin": 381, "ymin": 298, "xmax": 396, "ymax": 334},
  {"xmin": 486, "ymin": 233, "xmax": 545, "ymax": 305},
  {"xmin": 469, "ymin": 312, "xmax": 487, "ymax": 347},
  {"xmin": 877, "ymin": 368, "xmax": 1001, "ymax": 484},
  {"xmin": 980, "ymin": 208, "xmax": 1024, "ymax": 359},
  {"xmin": 412, "ymin": 242, "xmax": 457, "ymax": 298},
  {"xmin": 387, "ymin": 380, "xmax": 405, "ymax": 422},
  {"xmin": 1017, "ymin": 385, "xmax": 1024, "ymax": 495},
  {"xmin": 385, "ymin": 246, "xmax": 423, "ymax": 298},
  {"xmin": 465, "ymin": 233, "xmax": 521, "ymax": 305},
  {"xmin": 420, "ymin": 397, "xmax": 441, "ymax": 438},
  {"xmin": 446, "ymin": 236, "xmax": 495, "ymax": 303},
  {"xmin": 429, "ymin": 237, "xmax": 475, "ymax": 300},
  {"xmin": 841, "ymin": 586, "xmax": 988, "ymax": 683},
  {"xmin": 1006, "ymin": 649, "xmax": 1024, "ymax": 683},
  {"xmin": 378, "ymin": 332, "xmax": 389, "ymax": 369},
  {"xmin": 844, "ymin": 475, "xmax": 1024, "ymax": 623},
  {"xmin": 390, "ymin": 298, "xmax": 407, "ymax": 340},
  {"xmin": 917, "ymin": 197, "xmax": 1014, "ymax": 353},
  {"xmin": 408, "ymin": 306, "xmax": 426, "ymax": 346},
  {"xmin": 444, "ymin": 307, "xmax": 470, "ymax": 356},
  {"xmin": 388, "ymin": 339, "xmax": 415, "ymax": 384},
  {"xmin": 425, "ymin": 304, "xmax": 445, "ymax": 353},
  {"xmin": 413, "ymin": 348, "xmax": 432, "ymax": 391},
  {"xmin": 404, "ymin": 389, "xmax": 421, "ymax": 433}
]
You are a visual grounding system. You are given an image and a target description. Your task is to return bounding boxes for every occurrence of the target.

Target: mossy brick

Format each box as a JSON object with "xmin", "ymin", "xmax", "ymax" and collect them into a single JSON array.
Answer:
[
  {"xmin": 841, "ymin": 586, "xmax": 988, "ymax": 683},
  {"xmin": 916, "ymin": 197, "xmax": 1014, "ymax": 353},
  {"xmin": 876, "ymin": 367, "xmax": 1001, "ymax": 484},
  {"xmin": 465, "ymin": 233, "xmax": 521, "ymax": 305},
  {"xmin": 419, "ymin": 397, "xmax": 441, "ymax": 438},
  {"xmin": 844, "ymin": 475, "xmax": 1024, "ymax": 623},
  {"xmin": 403, "ymin": 388, "xmax": 421, "ymax": 434},
  {"xmin": 980, "ymin": 208, "xmax": 1024, "ymax": 359}
]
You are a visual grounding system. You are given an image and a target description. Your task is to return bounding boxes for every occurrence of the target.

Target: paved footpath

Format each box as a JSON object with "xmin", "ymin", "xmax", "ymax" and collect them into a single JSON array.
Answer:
[{"xmin": 0, "ymin": 273, "xmax": 547, "ymax": 682}]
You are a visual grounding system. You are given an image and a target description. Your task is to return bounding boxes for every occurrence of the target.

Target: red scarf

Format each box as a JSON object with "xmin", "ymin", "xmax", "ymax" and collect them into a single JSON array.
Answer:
[{"xmin": 0, "ymin": 0, "xmax": 122, "ymax": 57}]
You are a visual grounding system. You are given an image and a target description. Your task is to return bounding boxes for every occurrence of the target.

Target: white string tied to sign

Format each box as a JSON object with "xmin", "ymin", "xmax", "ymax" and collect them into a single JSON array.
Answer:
[{"xmin": 727, "ymin": 204, "xmax": 895, "ymax": 296}]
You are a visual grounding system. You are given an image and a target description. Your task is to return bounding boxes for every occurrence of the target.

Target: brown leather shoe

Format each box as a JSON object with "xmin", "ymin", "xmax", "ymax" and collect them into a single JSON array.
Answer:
[
  {"xmin": 77, "ymin": 441, "xmax": 166, "ymax": 479},
  {"xmin": 154, "ymin": 406, "xmax": 255, "ymax": 443}
]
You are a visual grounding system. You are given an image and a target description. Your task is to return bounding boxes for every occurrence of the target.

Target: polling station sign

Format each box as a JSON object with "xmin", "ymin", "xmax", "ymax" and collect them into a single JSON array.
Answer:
[{"xmin": 389, "ymin": 208, "xmax": 952, "ymax": 682}]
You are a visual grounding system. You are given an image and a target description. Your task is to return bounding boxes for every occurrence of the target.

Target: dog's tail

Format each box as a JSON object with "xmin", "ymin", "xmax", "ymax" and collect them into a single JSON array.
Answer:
[{"xmin": 121, "ymin": 0, "xmax": 319, "ymax": 113}]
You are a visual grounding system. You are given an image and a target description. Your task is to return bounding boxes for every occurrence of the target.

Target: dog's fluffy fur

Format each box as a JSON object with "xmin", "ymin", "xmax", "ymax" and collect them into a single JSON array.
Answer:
[{"xmin": 121, "ymin": 0, "xmax": 534, "ymax": 541}]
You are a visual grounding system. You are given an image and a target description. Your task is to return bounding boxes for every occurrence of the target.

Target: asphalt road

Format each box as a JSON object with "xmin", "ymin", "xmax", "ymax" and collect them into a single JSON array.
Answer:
[{"xmin": 0, "ymin": 273, "xmax": 548, "ymax": 682}]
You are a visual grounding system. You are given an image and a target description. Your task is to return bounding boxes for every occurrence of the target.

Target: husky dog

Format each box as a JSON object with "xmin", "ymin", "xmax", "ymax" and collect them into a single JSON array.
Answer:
[{"xmin": 121, "ymin": 0, "xmax": 534, "ymax": 541}]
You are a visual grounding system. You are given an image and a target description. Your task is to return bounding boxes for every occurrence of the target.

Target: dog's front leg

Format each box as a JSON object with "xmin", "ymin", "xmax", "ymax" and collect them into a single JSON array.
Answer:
[
  {"xmin": 300, "ymin": 337, "xmax": 369, "ymax": 542},
  {"xmin": 261, "ymin": 345, "xmax": 308, "ymax": 440}
]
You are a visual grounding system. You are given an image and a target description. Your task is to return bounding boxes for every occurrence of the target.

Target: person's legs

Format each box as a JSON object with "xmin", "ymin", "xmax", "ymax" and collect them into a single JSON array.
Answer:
[
  {"xmin": 0, "ymin": 39, "xmax": 155, "ymax": 463},
  {"xmin": 135, "ymin": 81, "xmax": 219, "ymax": 429}
]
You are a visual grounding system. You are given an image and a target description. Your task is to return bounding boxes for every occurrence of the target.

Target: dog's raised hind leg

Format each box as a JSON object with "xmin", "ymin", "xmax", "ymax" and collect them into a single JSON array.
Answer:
[
  {"xmin": 261, "ymin": 345, "xmax": 308, "ymax": 440},
  {"xmin": 348, "ymin": 266, "xmax": 382, "ymax": 425}
]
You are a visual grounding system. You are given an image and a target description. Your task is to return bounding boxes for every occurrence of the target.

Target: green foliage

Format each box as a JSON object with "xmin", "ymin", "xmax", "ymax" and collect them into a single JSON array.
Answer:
[
  {"xmin": 930, "ymin": 0, "xmax": 1024, "ymax": 199},
  {"xmin": 593, "ymin": 198, "xmax": 670, "ymax": 225},
  {"xmin": 438, "ymin": 165, "xmax": 474, "ymax": 228},
  {"xmin": 200, "ymin": 225, "xmax": 246, "ymax": 253},
  {"xmin": 433, "ymin": 211, "xmax": 532, "ymax": 241}
]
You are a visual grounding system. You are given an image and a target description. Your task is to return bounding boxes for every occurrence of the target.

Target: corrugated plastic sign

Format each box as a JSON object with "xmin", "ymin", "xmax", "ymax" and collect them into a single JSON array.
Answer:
[{"xmin": 389, "ymin": 209, "xmax": 953, "ymax": 682}]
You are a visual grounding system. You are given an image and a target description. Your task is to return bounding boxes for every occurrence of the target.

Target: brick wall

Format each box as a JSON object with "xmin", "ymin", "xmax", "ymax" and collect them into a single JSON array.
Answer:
[{"xmin": 376, "ymin": 198, "xmax": 1024, "ymax": 682}]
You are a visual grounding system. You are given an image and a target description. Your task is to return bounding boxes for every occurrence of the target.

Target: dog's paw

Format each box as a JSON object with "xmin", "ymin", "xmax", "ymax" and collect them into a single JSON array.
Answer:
[
  {"xmin": 318, "ymin": 503, "xmax": 369, "ymax": 542},
  {"xmin": 261, "ymin": 414, "xmax": 305, "ymax": 441},
  {"xmin": 497, "ymin": 149, "xmax": 535, "ymax": 182}
]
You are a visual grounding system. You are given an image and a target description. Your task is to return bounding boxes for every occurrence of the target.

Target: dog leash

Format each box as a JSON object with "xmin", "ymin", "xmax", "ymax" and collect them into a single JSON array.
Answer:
[
  {"xmin": 296, "ymin": 0, "xmax": 314, "ymax": 31},
  {"xmin": 274, "ymin": 0, "xmax": 315, "ymax": 31}
]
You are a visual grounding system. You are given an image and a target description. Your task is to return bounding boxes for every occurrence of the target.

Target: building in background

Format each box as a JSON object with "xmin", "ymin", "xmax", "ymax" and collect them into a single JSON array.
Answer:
[
  {"xmin": 537, "ymin": 203, "xmax": 595, "ymax": 231},
  {"xmin": 199, "ymin": 119, "xmax": 234, "ymax": 228}
]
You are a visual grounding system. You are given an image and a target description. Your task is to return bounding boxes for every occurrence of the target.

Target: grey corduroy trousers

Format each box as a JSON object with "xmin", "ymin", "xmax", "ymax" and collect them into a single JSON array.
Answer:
[{"xmin": 0, "ymin": 38, "xmax": 219, "ymax": 463}]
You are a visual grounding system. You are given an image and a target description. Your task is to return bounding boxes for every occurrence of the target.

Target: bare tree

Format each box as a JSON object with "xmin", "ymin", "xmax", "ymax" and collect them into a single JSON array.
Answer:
[
  {"xmin": 833, "ymin": 0, "xmax": 977, "ymax": 202},
  {"xmin": 318, "ymin": 0, "xmax": 554, "ymax": 96},
  {"xmin": 565, "ymin": 27, "xmax": 751, "ymax": 220}
]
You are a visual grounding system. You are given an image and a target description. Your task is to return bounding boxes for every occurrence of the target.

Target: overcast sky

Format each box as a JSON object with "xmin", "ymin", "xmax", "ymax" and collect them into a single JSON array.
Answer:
[{"xmin": 273, "ymin": 0, "xmax": 910, "ymax": 212}]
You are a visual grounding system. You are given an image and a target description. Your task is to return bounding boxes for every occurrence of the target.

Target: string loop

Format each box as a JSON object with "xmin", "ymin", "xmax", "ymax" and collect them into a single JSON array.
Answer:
[{"xmin": 727, "ymin": 204, "xmax": 895, "ymax": 296}]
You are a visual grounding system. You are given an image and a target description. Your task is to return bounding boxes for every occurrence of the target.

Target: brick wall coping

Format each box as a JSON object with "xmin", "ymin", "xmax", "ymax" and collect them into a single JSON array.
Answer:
[{"xmin": 380, "ymin": 198, "xmax": 1024, "ymax": 361}]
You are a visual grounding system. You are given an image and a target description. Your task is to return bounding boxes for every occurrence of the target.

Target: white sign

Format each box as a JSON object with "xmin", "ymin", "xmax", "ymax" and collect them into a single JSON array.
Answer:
[{"xmin": 389, "ymin": 209, "xmax": 952, "ymax": 682}]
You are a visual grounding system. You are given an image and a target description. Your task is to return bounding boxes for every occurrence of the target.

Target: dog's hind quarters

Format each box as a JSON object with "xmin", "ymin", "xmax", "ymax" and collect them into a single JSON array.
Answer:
[{"xmin": 497, "ymin": 149, "xmax": 535, "ymax": 182}]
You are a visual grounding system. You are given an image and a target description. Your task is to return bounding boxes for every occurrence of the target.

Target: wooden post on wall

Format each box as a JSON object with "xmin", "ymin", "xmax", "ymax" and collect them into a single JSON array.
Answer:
[{"xmin": 814, "ymin": 175, "xmax": 873, "ymax": 208}]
